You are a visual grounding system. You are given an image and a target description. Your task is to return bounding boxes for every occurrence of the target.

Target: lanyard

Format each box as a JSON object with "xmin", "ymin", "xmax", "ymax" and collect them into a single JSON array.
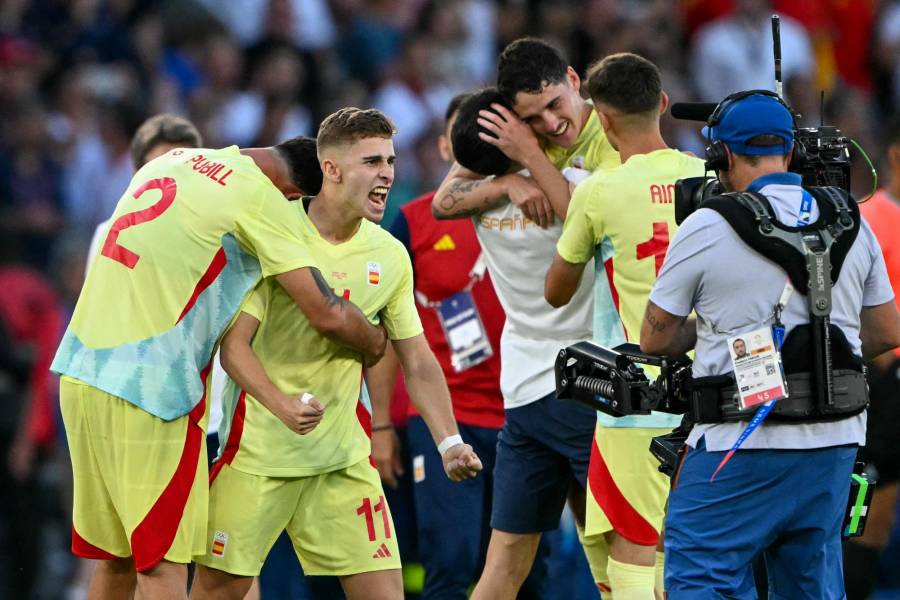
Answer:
[
  {"xmin": 414, "ymin": 253, "xmax": 486, "ymax": 308},
  {"xmin": 710, "ymin": 194, "xmax": 813, "ymax": 480}
]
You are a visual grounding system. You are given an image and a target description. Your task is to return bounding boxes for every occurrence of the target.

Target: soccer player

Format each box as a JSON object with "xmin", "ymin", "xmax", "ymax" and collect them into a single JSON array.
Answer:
[
  {"xmin": 85, "ymin": 113, "xmax": 205, "ymax": 272},
  {"xmin": 545, "ymin": 53, "xmax": 705, "ymax": 598},
  {"xmin": 52, "ymin": 133, "xmax": 387, "ymax": 598},
  {"xmin": 432, "ymin": 37, "xmax": 619, "ymax": 226},
  {"xmin": 190, "ymin": 108, "xmax": 482, "ymax": 600},
  {"xmin": 440, "ymin": 84, "xmax": 615, "ymax": 600}
]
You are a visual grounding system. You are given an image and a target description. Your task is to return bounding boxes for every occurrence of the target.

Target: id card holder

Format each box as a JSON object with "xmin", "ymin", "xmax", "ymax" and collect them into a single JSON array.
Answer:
[
  {"xmin": 436, "ymin": 290, "xmax": 493, "ymax": 373},
  {"xmin": 728, "ymin": 326, "xmax": 789, "ymax": 410}
]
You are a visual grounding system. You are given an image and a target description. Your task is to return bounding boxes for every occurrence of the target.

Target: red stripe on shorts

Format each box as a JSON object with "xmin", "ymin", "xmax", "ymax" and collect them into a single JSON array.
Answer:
[
  {"xmin": 355, "ymin": 385, "xmax": 376, "ymax": 467},
  {"xmin": 177, "ymin": 246, "xmax": 228, "ymax": 324},
  {"xmin": 71, "ymin": 525, "xmax": 121, "ymax": 560},
  {"xmin": 209, "ymin": 390, "xmax": 246, "ymax": 483},
  {"xmin": 588, "ymin": 435, "xmax": 659, "ymax": 546},
  {"xmin": 129, "ymin": 363, "xmax": 210, "ymax": 572}
]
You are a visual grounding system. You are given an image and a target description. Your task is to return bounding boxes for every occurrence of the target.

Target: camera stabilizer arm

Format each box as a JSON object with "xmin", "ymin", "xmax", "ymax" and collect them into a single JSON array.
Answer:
[{"xmin": 554, "ymin": 341, "xmax": 692, "ymax": 417}]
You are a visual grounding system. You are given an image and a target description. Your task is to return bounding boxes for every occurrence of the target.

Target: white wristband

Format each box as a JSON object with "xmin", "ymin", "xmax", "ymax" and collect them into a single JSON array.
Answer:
[{"xmin": 437, "ymin": 434, "xmax": 464, "ymax": 456}]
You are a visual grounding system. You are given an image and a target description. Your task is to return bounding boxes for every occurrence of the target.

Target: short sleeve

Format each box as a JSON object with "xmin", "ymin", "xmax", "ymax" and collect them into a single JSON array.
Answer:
[
  {"xmin": 860, "ymin": 220, "xmax": 896, "ymax": 307},
  {"xmin": 237, "ymin": 187, "xmax": 319, "ymax": 278},
  {"xmin": 649, "ymin": 210, "xmax": 716, "ymax": 317},
  {"xmin": 382, "ymin": 246, "xmax": 424, "ymax": 341},
  {"xmin": 241, "ymin": 279, "xmax": 270, "ymax": 322},
  {"xmin": 557, "ymin": 179, "xmax": 601, "ymax": 264}
]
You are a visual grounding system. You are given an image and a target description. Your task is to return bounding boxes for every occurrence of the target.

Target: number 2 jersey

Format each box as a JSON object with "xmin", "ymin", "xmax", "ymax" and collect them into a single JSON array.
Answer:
[
  {"xmin": 556, "ymin": 148, "xmax": 705, "ymax": 427},
  {"xmin": 51, "ymin": 146, "xmax": 317, "ymax": 421},
  {"xmin": 216, "ymin": 199, "xmax": 423, "ymax": 478}
]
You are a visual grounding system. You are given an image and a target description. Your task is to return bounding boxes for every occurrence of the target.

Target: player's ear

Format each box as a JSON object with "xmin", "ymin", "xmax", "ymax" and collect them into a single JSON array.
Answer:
[
  {"xmin": 659, "ymin": 91, "xmax": 669, "ymax": 116},
  {"xmin": 566, "ymin": 66, "xmax": 580, "ymax": 92},
  {"xmin": 322, "ymin": 157, "xmax": 341, "ymax": 183}
]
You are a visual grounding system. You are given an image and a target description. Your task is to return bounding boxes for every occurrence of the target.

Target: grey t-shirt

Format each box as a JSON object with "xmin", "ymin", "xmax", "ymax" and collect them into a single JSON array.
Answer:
[{"xmin": 649, "ymin": 173, "xmax": 894, "ymax": 450}]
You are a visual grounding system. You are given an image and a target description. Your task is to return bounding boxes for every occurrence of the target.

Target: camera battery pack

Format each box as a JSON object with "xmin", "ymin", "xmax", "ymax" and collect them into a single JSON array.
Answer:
[{"xmin": 843, "ymin": 470, "xmax": 875, "ymax": 538}]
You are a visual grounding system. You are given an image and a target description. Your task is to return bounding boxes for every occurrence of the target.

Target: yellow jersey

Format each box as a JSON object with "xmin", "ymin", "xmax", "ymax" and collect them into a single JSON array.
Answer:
[
  {"xmin": 52, "ymin": 146, "xmax": 317, "ymax": 421},
  {"xmin": 557, "ymin": 148, "xmax": 705, "ymax": 427},
  {"xmin": 219, "ymin": 200, "xmax": 423, "ymax": 477},
  {"xmin": 544, "ymin": 104, "xmax": 621, "ymax": 172}
]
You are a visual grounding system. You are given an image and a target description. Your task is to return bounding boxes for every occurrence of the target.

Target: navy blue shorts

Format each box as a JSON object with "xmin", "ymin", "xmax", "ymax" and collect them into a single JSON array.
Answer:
[
  {"xmin": 665, "ymin": 438, "xmax": 856, "ymax": 599},
  {"xmin": 490, "ymin": 392, "xmax": 597, "ymax": 534}
]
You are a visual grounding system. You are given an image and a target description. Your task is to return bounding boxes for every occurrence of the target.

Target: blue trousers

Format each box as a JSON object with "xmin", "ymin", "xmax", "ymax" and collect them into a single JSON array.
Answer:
[{"xmin": 665, "ymin": 438, "xmax": 856, "ymax": 599}]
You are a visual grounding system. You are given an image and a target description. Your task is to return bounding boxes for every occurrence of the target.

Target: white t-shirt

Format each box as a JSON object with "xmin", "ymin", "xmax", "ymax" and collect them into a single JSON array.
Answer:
[
  {"xmin": 650, "ymin": 173, "xmax": 894, "ymax": 450},
  {"xmin": 473, "ymin": 202, "xmax": 594, "ymax": 408}
]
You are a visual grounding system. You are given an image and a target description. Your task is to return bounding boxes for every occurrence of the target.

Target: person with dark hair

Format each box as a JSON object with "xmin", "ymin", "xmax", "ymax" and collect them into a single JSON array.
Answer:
[
  {"xmin": 844, "ymin": 114, "xmax": 900, "ymax": 599},
  {"xmin": 642, "ymin": 91, "xmax": 900, "ymax": 598},
  {"xmin": 369, "ymin": 92, "xmax": 532, "ymax": 599},
  {"xmin": 191, "ymin": 107, "xmax": 482, "ymax": 600},
  {"xmin": 433, "ymin": 37, "xmax": 619, "ymax": 227},
  {"xmin": 273, "ymin": 135, "xmax": 324, "ymax": 197},
  {"xmin": 546, "ymin": 53, "xmax": 706, "ymax": 599},
  {"xmin": 447, "ymin": 87, "xmax": 611, "ymax": 600},
  {"xmin": 52, "ymin": 117, "xmax": 388, "ymax": 597}
]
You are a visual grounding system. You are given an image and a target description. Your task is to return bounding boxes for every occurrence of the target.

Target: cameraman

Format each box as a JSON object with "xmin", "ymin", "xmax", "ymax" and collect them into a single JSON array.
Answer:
[{"xmin": 640, "ymin": 92, "xmax": 900, "ymax": 598}]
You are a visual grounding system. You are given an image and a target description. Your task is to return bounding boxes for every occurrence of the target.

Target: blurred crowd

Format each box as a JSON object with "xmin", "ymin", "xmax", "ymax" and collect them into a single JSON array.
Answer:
[{"xmin": 2, "ymin": 0, "xmax": 900, "ymax": 598}]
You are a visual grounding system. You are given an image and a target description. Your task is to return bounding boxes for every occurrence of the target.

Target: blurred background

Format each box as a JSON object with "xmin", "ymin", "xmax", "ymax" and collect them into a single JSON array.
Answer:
[{"xmin": 1, "ymin": 0, "xmax": 900, "ymax": 598}]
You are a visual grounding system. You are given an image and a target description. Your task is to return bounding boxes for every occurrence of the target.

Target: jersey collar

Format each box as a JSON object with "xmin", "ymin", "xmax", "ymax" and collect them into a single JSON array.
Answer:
[{"xmin": 747, "ymin": 172, "xmax": 802, "ymax": 193}]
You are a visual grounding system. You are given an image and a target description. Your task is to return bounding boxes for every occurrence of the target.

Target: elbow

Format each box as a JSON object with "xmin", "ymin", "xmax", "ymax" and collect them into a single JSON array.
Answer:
[
  {"xmin": 220, "ymin": 339, "xmax": 239, "ymax": 379},
  {"xmin": 544, "ymin": 287, "xmax": 568, "ymax": 308},
  {"xmin": 306, "ymin": 306, "xmax": 345, "ymax": 338},
  {"xmin": 639, "ymin": 336, "xmax": 664, "ymax": 356}
]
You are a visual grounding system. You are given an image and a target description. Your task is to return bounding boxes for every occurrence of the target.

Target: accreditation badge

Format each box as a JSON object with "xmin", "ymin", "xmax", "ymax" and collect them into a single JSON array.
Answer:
[
  {"xmin": 727, "ymin": 326, "xmax": 788, "ymax": 410},
  {"xmin": 436, "ymin": 290, "xmax": 493, "ymax": 373}
]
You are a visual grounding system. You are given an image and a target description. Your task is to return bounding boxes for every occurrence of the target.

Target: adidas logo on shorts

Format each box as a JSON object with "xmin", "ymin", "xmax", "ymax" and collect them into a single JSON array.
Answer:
[{"xmin": 372, "ymin": 543, "xmax": 392, "ymax": 559}]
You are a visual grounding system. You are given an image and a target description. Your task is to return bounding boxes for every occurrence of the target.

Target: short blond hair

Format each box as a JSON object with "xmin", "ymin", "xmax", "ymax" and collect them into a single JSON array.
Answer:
[{"xmin": 316, "ymin": 107, "xmax": 395, "ymax": 151}]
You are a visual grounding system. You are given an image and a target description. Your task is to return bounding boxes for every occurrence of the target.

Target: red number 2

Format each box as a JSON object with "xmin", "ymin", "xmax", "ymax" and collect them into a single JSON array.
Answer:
[
  {"xmin": 635, "ymin": 221, "xmax": 670, "ymax": 276},
  {"xmin": 101, "ymin": 177, "xmax": 177, "ymax": 269},
  {"xmin": 356, "ymin": 496, "xmax": 392, "ymax": 542}
]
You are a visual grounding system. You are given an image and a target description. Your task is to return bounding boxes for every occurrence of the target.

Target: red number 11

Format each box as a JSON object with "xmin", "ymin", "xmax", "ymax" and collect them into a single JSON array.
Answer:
[{"xmin": 357, "ymin": 496, "xmax": 392, "ymax": 541}]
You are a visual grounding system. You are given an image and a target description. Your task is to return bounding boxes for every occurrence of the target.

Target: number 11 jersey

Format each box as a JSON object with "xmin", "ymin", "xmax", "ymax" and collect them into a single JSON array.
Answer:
[{"xmin": 52, "ymin": 146, "xmax": 317, "ymax": 421}]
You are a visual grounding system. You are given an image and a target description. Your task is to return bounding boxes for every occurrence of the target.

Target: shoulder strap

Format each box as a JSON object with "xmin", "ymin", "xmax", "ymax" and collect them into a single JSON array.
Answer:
[
  {"xmin": 703, "ymin": 191, "xmax": 811, "ymax": 292},
  {"xmin": 702, "ymin": 187, "xmax": 861, "ymax": 295}
]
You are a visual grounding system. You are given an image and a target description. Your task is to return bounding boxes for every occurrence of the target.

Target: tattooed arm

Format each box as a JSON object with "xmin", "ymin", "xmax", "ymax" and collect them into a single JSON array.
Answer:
[
  {"xmin": 432, "ymin": 163, "xmax": 554, "ymax": 226},
  {"xmin": 639, "ymin": 301, "xmax": 696, "ymax": 356},
  {"xmin": 276, "ymin": 267, "xmax": 387, "ymax": 365}
]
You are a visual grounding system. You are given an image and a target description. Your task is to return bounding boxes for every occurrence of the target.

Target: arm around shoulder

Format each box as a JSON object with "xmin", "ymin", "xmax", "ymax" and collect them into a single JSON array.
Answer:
[
  {"xmin": 275, "ymin": 267, "xmax": 387, "ymax": 364},
  {"xmin": 431, "ymin": 163, "xmax": 510, "ymax": 220}
]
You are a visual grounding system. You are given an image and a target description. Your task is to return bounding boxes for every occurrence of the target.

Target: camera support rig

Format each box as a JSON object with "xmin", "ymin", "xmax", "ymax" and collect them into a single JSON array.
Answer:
[{"xmin": 554, "ymin": 342, "xmax": 691, "ymax": 418}]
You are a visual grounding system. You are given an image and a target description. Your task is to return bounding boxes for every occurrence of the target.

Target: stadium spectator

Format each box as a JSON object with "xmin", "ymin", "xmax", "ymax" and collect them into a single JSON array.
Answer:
[
  {"xmin": 546, "ymin": 52, "xmax": 705, "ymax": 598},
  {"xmin": 191, "ymin": 110, "xmax": 481, "ymax": 600}
]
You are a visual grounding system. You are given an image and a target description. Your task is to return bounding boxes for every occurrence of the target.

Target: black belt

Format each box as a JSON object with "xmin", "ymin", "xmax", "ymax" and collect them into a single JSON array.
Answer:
[{"xmin": 690, "ymin": 370, "xmax": 868, "ymax": 424}]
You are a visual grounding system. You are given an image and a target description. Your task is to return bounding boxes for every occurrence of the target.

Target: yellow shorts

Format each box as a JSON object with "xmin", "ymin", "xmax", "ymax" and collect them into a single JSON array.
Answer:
[
  {"xmin": 60, "ymin": 376, "xmax": 208, "ymax": 571},
  {"xmin": 196, "ymin": 458, "xmax": 401, "ymax": 577},
  {"xmin": 585, "ymin": 426, "xmax": 671, "ymax": 545}
]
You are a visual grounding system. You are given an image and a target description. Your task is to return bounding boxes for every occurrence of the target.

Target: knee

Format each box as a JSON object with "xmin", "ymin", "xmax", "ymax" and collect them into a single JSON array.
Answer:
[
  {"xmin": 484, "ymin": 534, "xmax": 540, "ymax": 583},
  {"xmin": 97, "ymin": 556, "xmax": 136, "ymax": 576},
  {"xmin": 190, "ymin": 565, "xmax": 252, "ymax": 600}
]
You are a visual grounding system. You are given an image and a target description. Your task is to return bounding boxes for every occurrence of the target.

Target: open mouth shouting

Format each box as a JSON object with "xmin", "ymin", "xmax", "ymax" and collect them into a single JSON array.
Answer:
[{"xmin": 369, "ymin": 186, "xmax": 390, "ymax": 211}]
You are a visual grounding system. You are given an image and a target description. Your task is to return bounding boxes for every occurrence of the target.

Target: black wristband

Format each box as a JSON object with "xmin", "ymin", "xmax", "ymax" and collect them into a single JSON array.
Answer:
[{"xmin": 371, "ymin": 423, "xmax": 394, "ymax": 432}]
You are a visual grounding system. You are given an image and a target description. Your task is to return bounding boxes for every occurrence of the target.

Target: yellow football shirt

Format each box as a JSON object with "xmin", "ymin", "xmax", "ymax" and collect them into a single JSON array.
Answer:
[
  {"xmin": 557, "ymin": 148, "xmax": 705, "ymax": 426},
  {"xmin": 52, "ymin": 146, "xmax": 317, "ymax": 421},
  {"xmin": 219, "ymin": 200, "xmax": 423, "ymax": 477},
  {"xmin": 543, "ymin": 104, "xmax": 621, "ymax": 172}
]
